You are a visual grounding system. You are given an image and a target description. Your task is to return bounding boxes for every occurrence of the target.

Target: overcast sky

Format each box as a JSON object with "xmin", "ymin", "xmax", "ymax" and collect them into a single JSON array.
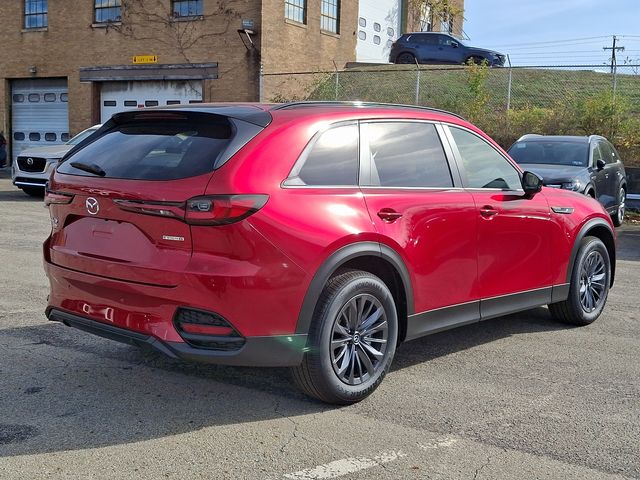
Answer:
[{"xmin": 463, "ymin": 0, "xmax": 640, "ymax": 66}]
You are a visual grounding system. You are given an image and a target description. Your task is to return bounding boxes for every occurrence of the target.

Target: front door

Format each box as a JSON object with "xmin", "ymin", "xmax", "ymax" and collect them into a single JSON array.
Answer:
[
  {"xmin": 443, "ymin": 125, "xmax": 553, "ymax": 318},
  {"xmin": 595, "ymin": 140, "xmax": 619, "ymax": 210},
  {"xmin": 359, "ymin": 121, "xmax": 479, "ymax": 338}
]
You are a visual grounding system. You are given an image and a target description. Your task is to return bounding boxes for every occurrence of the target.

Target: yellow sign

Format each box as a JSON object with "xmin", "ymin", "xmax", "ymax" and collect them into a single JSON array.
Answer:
[{"xmin": 132, "ymin": 55, "xmax": 158, "ymax": 64}]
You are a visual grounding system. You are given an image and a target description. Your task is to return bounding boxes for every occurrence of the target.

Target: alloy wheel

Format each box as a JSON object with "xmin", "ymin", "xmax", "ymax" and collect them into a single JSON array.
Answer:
[
  {"xmin": 579, "ymin": 250, "xmax": 606, "ymax": 313},
  {"xmin": 330, "ymin": 294, "xmax": 389, "ymax": 386}
]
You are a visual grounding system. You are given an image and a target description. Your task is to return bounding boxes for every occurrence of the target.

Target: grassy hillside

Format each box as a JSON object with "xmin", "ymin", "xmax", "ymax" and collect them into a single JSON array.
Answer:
[
  {"xmin": 305, "ymin": 64, "xmax": 640, "ymax": 112},
  {"xmin": 285, "ymin": 64, "xmax": 640, "ymax": 165}
]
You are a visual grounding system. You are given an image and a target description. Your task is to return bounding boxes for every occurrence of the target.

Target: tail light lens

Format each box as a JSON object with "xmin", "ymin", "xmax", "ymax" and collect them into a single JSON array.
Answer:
[
  {"xmin": 186, "ymin": 195, "xmax": 268, "ymax": 225},
  {"xmin": 114, "ymin": 194, "xmax": 268, "ymax": 225},
  {"xmin": 44, "ymin": 190, "xmax": 74, "ymax": 206}
]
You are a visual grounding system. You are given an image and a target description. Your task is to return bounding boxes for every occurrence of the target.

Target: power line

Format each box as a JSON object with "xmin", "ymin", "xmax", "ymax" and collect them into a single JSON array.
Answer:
[
  {"xmin": 487, "ymin": 35, "xmax": 612, "ymax": 47},
  {"xmin": 496, "ymin": 40, "xmax": 608, "ymax": 51}
]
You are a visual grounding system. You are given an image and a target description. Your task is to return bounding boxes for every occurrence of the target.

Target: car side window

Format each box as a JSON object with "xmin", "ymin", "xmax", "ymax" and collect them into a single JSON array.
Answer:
[
  {"xmin": 286, "ymin": 124, "xmax": 359, "ymax": 186},
  {"xmin": 363, "ymin": 122, "xmax": 453, "ymax": 188},
  {"xmin": 592, "ymin": 143, "xmax": 603, "ymax": 167},
  {"xmin": 599, "ymin": 141, "xmax": 616, "ymax": 164},
  {"xmin": 449, "ymin": 127, "xmax": 521, "ymax": 190},
  {"xmin": 415, "ymin": 34, "xmax": 437, "ymax": 45}
]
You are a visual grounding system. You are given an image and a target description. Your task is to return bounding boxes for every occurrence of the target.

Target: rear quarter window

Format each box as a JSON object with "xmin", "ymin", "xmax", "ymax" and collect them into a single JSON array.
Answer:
[
  {"xmin": 285, "ymin": 124, "xmax": 359, "ymax": 186},
  {"xmin": 58, "ymin": 114, "xmax": 236, "ymax": 181}
]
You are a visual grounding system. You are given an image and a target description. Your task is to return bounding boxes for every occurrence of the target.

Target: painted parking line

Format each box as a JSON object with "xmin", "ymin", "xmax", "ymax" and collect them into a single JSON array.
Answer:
[{"xmin": 283, "ymin": 450, "xmax": 407, "ymax": 479}]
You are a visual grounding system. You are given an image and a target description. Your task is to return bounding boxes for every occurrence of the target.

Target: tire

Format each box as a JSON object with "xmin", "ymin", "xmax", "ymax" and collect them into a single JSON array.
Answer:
[
  {"xmin": 396, "ymin": 53, "xmax": 416, "ymax": 64},
  {"xmin": 21, "ymin": 186, "xmax": 45, "ymax": 197},
  {"xmin": 548, "ymin": 236, "xmax": 610, "ymax": 326},
  {"xmin": 612, "ymin": 187, "xmax": 626, "ymax": 227},
  {"xmin": 292, "ymin": 270, "xmax": 398, "ymax": 405}
]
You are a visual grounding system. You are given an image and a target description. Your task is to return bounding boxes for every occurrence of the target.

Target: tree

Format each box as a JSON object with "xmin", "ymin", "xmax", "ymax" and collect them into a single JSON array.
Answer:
[
  {"xmin": 108, "ymin": 0, "xmax": 246, "ymax": 64},
  {"xmin": 407, "ymin": 0, "xmax": 464, "ymax": 35}
]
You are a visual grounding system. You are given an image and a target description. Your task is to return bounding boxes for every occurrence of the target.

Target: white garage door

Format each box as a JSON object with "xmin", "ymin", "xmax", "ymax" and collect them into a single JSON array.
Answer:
[
  {"xmin": 356, "ymin": 0, "xmax": 402, "ymax": 63},
  {"xmin": 100, "ymin": 81, "xmax": 203, "ymax": 123},
  {"xmin": 11, "ymin": 79, "xmax": 69, "ymax": 162}
]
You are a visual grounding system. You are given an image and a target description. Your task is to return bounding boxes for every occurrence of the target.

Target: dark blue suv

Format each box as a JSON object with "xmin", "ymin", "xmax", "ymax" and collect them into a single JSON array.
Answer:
[{"xmin": 390, "ymin": 32, "xmax": 506, "ymax": 66}]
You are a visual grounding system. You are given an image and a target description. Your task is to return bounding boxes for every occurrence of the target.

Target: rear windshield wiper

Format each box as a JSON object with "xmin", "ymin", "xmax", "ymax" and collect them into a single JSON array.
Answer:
[{"xmin": 70, "ymin": 161, "xmax": 106, "ymax": 177}]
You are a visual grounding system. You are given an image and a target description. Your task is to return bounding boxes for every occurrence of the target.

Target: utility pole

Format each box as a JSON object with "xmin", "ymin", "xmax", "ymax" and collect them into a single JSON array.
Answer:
[
  {"xmin": 603, "ymin": 35, "xmax": 625, "ymax": 74},
  {"xmin": 603, "ymin": 36, "xmax": 625, "ymax": 111}
]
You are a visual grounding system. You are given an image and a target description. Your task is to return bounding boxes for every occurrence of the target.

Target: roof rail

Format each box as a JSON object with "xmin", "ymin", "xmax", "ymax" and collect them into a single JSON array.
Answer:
[{"xmin": 271, "ymin": 101, "xmax": 466, "ymax": 120}]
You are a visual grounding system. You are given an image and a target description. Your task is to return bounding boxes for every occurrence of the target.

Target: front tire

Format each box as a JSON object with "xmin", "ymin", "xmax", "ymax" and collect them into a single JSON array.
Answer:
[
  {"xmin": 292, "ymin": 270, "xmax": 398, "ymax": 405},
  {"xmin": 549, "ymin": 236, "xmax": 610, "ymax": 326},
  {"xmin": 612, "ymin": 187, "xmax": 626, "ymax": 227}
]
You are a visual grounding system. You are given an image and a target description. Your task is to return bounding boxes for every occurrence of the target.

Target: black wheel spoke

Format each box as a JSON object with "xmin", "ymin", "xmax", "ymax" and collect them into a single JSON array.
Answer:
[{"xmin": 356, "ymin": 345, "xmax": 375, "ymax": 377}]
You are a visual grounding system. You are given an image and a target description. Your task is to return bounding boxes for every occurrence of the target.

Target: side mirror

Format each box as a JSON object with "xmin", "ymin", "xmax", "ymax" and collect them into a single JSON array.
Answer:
[
  {"xmin": 451, "ymin": 41, "xmax": 459, "ymax": 48},
  {"xmin": 596, "ymin": 158, "xmax": 606, "ymax": 170},
  {"xmin": 522, "ymin": 171, "xmax": 543, "ymax": 197}
]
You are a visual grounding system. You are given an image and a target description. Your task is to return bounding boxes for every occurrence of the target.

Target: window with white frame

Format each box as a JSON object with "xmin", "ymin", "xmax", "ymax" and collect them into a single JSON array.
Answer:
[
  {"xmin": 285, "ymin": 0, "xmax": 306, "ymax": 24},
  {"xmin": 94, "ymin": 0, "xmax": 122, "ymax": 23},
  {"xmin": 24, "ymin": 0, "xmax": 48, "ymax": 29},
  {"xmin": 321, "ymin": 0, "xmax": 339, "ymax": 34}
]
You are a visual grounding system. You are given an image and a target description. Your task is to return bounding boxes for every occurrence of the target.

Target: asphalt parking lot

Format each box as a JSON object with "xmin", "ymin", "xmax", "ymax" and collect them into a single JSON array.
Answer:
[{"xmin": 0, "ymin": 169, "xmax": 639, "ymax": 479}]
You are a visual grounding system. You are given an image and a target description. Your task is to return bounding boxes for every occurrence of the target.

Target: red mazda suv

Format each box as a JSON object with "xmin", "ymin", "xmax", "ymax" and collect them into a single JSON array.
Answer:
[{"xmin": 44, "ymin": 102, "xmax": 616, "ymax": 404}]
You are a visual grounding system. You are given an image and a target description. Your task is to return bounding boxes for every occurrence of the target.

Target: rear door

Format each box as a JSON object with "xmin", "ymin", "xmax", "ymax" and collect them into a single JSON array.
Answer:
[
  {"xmin": 47, "ymin": 110, "xmax": 258, "ymax": 286},
  {"xmin": 360, "ymin": 120, "xmax": 479, "ymax": 338},
  {"xmin": 432, "ymin": 35, "xmax": 461, "ymax": 64},
  {"xmin": 443, "ymin": 125, "xmax": 553, "ymax": 317}
]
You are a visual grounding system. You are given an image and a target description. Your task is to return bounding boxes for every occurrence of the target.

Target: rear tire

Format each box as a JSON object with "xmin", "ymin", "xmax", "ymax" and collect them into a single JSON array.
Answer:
[
  {"xmin": 548, "ymin": 236, "xmax": 610, "ymax": 326},
  {"xmin": 21, "ymin": 187, "xmax": 45, "ymax": 197},
  {"xmin": 292, "ymin": 270, "xmax": 398, "ymax": 405},
  {"xmin": 612, "ymin": 187, "xmax": 625, "ymax": 227},
  {"xmin": 396, "ymin": 53, "xmax": 416, "ymax": 64}
]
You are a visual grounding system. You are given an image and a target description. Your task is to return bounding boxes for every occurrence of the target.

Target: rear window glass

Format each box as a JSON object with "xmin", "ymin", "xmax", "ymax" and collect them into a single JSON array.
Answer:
[
  {"xmin": 58, "ymin": 114, "xmax": 234, "ymax": 180},
  {"xmin": 365, "ymin": 122, "xmax": 453, "ymax": 188},
  {"xmin": 508, "ymin": 141, "xmax": 589, "ymax": 167}
]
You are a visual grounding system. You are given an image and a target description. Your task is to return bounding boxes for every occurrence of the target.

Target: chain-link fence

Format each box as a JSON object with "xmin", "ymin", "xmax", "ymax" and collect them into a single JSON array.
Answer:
[
  {"xmin": 262, "ymin": 63, "xmax": 640, "ymax": 167},
  {"xmin": 262, "ymin": 64, "xmax": 640, "ymax": 113}
]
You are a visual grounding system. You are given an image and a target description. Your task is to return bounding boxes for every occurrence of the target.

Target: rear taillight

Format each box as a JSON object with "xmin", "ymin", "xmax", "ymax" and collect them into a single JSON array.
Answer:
[
  {"xmin": 114, "ymin": 194, "xmax": 268, "ymax": 225},
  {"xmin": 185, "ymin": 195, "xmax": 268, "ymax": 225},
  {"xmin": 44, "ymin": 190, "xmax": 74, "ymax": 206}
]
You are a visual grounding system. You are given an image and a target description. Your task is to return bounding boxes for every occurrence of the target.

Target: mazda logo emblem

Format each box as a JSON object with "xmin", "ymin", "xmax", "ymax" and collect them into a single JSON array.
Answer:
[
  {"xmin": 86, "ymin": 197, "xmax": 100, "ymax": 215},
  {"xmin": 26, "ymin": 157, "xmax": 34, "ymax": 166}
]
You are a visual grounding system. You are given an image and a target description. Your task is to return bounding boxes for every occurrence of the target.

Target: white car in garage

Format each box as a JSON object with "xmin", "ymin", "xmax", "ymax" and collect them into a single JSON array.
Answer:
[{"xmin": 12, "ymin": 124, "xmax": 101, "ymax": 196}]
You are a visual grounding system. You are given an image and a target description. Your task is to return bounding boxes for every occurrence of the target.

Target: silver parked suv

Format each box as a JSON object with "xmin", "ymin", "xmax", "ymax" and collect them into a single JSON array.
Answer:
[{"xmin": 12, "ymin": 124, "xmax": 100, "ymax": 196}]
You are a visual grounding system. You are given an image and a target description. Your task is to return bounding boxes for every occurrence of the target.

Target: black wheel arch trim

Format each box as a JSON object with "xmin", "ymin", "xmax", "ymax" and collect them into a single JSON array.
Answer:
[
  {"xmin": 294, "ymin": 241, "xmax": 414, "ymax": 335},
  {"xmin": 566, "ymin": 218, "xmax": 616, "ymax": 287}
]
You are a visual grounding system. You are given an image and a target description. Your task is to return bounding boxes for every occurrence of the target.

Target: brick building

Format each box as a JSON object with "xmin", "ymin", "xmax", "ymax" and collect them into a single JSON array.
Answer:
[{"xmin": 0, "ymin": 0, "xmax": 463, "ymax": 162}]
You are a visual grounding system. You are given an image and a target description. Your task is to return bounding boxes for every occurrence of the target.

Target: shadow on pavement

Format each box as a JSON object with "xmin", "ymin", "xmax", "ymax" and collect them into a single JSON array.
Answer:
[{"xmin": 0, "ymin": 306, "xmax": 567, "ymax": 457}]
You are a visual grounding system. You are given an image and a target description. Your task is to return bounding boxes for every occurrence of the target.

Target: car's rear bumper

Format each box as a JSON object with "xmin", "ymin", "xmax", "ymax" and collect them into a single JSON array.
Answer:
[
  {"xmin": 43, "ymin": 241, "xmax": 309, "ymax": 366},
  {"xmin": 47, "ymin": 308, "xmax": 307, "ymax": 367}
]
